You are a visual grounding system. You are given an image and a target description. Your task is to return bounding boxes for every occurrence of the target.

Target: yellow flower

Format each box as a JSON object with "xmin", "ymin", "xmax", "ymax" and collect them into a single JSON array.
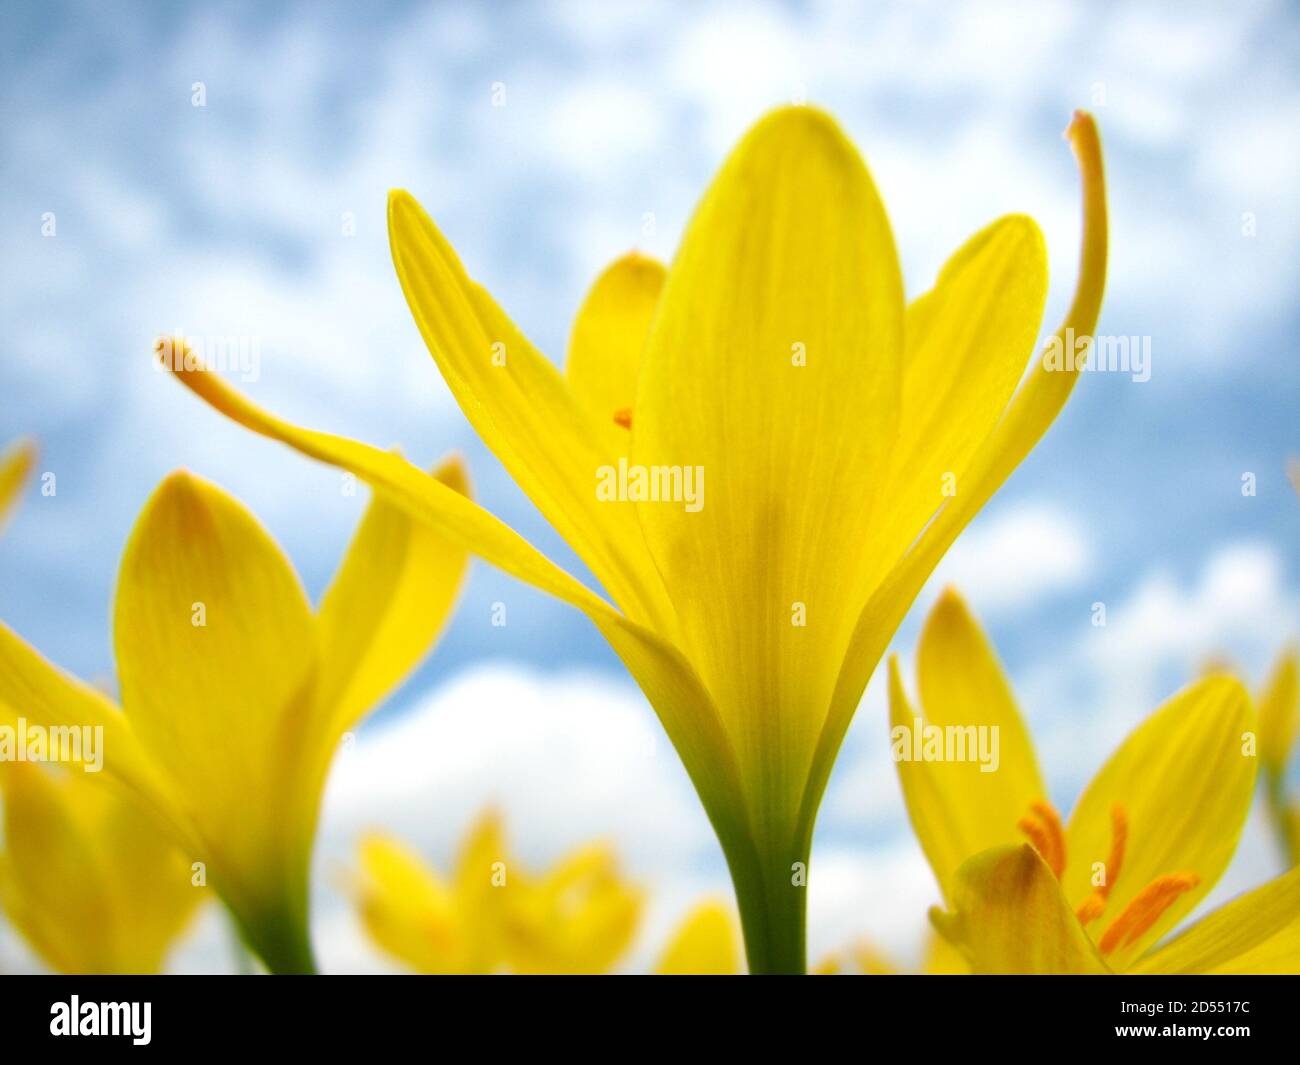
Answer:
[
  {"xmin": 653, "ymin": 898, "xmax": 743, "ymax": 975},
  {"xmin": 0, "ymin": 463, "xmax": 468, "ymax": 972},
  {"xmin": 0, "ymin": 762, "xmax": 202, "ymax": 973},
  {"xmin": 812, "ymin": 930, "xmax": 966, "ymax": 975},
  {"xmin": 891, "ymin": 588, "xmax": 1300, "ymax": 974},
  {"xmin": 352, "ymin": 811, "xmax": 641, "ymax": 974},
  {"xmin": 161, "ymin": 106, "xmax": 1107, "ymax": 972},
  {"xmin": 0, "ymin": 436, "xmax": 36, "ymax": 534},
  {"xmin": 1258, "ymin": 647, "xmax": 1299, "ymax": 865}
]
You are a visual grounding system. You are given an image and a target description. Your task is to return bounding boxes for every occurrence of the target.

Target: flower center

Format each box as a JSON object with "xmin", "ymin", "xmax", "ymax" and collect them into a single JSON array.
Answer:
[{"xmin": 1018, "ymin": 799, "xmax": 1200, "ymax": 957}]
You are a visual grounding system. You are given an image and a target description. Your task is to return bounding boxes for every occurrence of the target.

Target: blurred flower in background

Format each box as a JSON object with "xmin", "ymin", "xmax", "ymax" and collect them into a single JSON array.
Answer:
[
  {"xmin": 0, "ymin": 762, "xmax": 202, "ymax": 974},
  {"xmin": 353, "ymin": 810, "xmax": 741, "ymax": 974}
]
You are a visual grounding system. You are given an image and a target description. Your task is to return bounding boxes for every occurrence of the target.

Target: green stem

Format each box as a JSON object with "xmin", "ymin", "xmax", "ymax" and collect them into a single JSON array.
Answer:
[
  {"xmin": 250, "ymin": 916, "xmax": 318, "ymax": 976},
  {"xmin": 232, "ymin": 896, "xmax": 318, "ymax": 975},
  {"xmin": 719, "ymin": 827, "xmax": 809, "ymax": 975}
]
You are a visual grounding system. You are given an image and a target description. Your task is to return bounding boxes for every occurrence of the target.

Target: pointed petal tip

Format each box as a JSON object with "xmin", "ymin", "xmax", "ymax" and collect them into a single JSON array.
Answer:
[
  {"xmin": 432, "ymin": 452, "xmax": 471, "ymax": 496},
  {"xmin": 928, "ymin": 585, "xmax": 976, "ymax": 633},
  {"xmin": 4, "ymin": 436, "xmax": 38, "ymax": 463},
  {"xmin": 727, "ymin": 103, "xmax": 867, "ymax": 179},
  {"xmin": 753, "ymin": 102, "xmax": 844, "ymax": 140},
  {"xmin": 146, "ymin": 469, "xmax": 217, "ymax": 524},
  {"xmin": 602, "ymin": 249, "xmax": 666, "ymax": 281}
]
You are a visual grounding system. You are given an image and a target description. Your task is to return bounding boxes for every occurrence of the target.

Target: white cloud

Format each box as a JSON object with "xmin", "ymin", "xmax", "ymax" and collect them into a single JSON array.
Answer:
[
  {"xmin": 311, "ymin": 664, "xmax": 721, "ymax": 973},
  {"xmin": 929, "ymin": 501, "xmax": 1093, "ymax": 616}
]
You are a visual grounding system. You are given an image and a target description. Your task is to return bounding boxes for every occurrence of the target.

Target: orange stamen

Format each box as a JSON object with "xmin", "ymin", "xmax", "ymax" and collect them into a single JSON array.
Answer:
[
  {"xmin": 1017, "ymin": 800, "xmax": 1067, "ymax": 879},
  {"xmin": 612, "ymin": 408, "xmax": 632, "ymax": 429},
  {"xmin": 1097, "ymin": 872, "xmax": 1200, "ymax": 955},
  {"xmin": 1075, "ymin": 893, "xmax": 1106, "ymax": 926},
  {"xmin": 1075, "ymin": 803, "xmax": 1128, "ymax": 926}
]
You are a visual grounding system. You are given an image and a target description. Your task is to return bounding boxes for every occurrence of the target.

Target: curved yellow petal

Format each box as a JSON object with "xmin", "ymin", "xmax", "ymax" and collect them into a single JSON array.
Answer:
[
  {"xmin": 1258, "ymin": 647, "xmax": 1298, "ymax": 773},
  {"xmin": 1133, "ymin": 866, "xmax": 1300, "ymax": 975},
  {"xmin": 890, "ymin": 589, "xmax": 1047, "ymax": 904},
  {"xmin": 808, "ymin": 110, "xmax": 1107, "ymax": 848},
  {"xmin": 565, "ymin": 253, "xmax": 666, "ymax": 457},
  {"xmin": 868, "ymin": 216, "xmax": 1047, "ymax": 588},
  {"xmin": 113, "ymin": 471, "xmax": 321, "ymax": 965},
  {"xmin": 354, "ymin": 834, "xmax": 471, "ymax": 974},
  {"xmin": 0, "ymin": 624, "xmax": 184, "ymax": 842},
  {"xmin": 654, "ymin": 899, "xmax": 742, "ymax": 975},
  {"xmin": 387, "ymin": 192, "xmax": 674, "ymax": 630},
  {"xmin": 633, "ymin": 105, "xmax": 904, "ymax": 847},
  {"xmin": 162, "ymin": 354, "xmax": 747, "ymax": 850},
  {"xmin": 0, "ymin": 763, "xmax": 200, "ymax": 973},
  {"xmin": 316, "ymin": 455, "xmax": 470, "ymax": 739},
  {"xmin": 0, "ymin": 436, "xmax": 36, "ymax": 533},
  {"xmin": 931, "ymin": 844, "xmax": 1110, "ymax": 975},
  {"xmin": 1064, "ymin": 675, "xmax": 1256, "ymax": 969},
  {"xmin": 0, "ymin": 763, "xmax": 115, "ymax": 973}
]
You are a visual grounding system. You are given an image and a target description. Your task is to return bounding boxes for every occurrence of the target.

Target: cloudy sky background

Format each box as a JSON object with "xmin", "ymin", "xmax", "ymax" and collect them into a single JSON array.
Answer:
[{"xmin": 1, "ymin": 0, "xmax": 1297, "ymax": 971}]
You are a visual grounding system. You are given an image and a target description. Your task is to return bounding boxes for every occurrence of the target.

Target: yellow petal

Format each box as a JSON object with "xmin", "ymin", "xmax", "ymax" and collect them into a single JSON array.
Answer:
[
  {"xmin": 922, "ymin": 928, "xmax": 970, "ymax": 974},
  {"xmin": 387, "ymin": 192, "xmax": 674, "ymax": 630},
  {"xmin": 1258, "ymin": 647, "xmax": 1298, "ymax": 772},
  {"xmin": 565, "ymin": 253, "xmax": 666, "ymax": 456},
  {"xmin": 162, "ymin": 355, "xmax": 747, "ymax": 841},
  {"xmin": 809, "ymin": 110, "xmax": 1107, "ymax": 842},
  {"xmin": 632, "ymin": 105, "xmax": 904, "ymax": 846},
  {"xmin": 0, "ymin": 763, "xmax": 200, "ymax": 973},
  {"xmin": 1064, "ymin": 675, "xmax": 1256, "ymax": 969},
  {"xmin": 868, "ymin": 216, "xmax": 1047, "ymax": 589},
  {"xmin": 0, "ymin": 763, "xmax": 115, "ymax": 973},
  {"xmin": 0, "ymin": 436, "xmax": 36, "ymax": 533},
  {"xmin": 316, "ymin": 455, "xmax": 469, "ymax": 739},
  {"xmin": 354, "ymin": 834, "xmax": 470, "ymax": 974},
  {"xmin": 506, "ymin": 843, "xmax": 642, "ymax": 975},
  {"xmin": 113, "ymin": 471, "xmax": 321, "ymax": 960},
  {"xmin": 654, "ymin": 899, "xmax": 742, "ymax": 975},
  {"xmin": 932, "ymin": 844, "xmax": 1110, "ymax": 975},
  {"xmin": 452, "ymin": 808, "xmax": 510, "ymax": 970},
  {"xmin": 890, "ymin": 589, "xmax": 1047, "ymax": 904},
  {"xmin": 0, "ymin": 625, "xmax": 184, "ymax": 842},
  {"xmin": 1133, "ymin": 866, "xmax": 1300, "ymax": 974}
]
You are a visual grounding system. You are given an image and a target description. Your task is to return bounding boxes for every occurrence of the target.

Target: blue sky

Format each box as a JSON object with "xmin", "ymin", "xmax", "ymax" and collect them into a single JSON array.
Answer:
[{"xmin": 1, "ymin": 0, "xmax": 1297, "ymax": 971}]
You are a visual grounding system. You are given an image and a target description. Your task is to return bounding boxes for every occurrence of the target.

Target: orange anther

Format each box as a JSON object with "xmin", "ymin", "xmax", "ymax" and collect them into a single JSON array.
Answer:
[
  {"xmin": 1098, "ymin": 872, "xmax": 1200, "ymax": 955},
  {"xmin": 1017, "ymin": 800, "xmax": 1067, "ymax": 879},
  {"xmin": 1076, "ymin": 803, "xmax": 1129, "ymax": 926}
]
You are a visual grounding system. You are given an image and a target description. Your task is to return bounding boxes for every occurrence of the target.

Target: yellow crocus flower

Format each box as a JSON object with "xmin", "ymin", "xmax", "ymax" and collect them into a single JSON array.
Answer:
[
  {"xmin": 890, "ymin": 589, "xmax": 1300, "ymax": 974},
  {"xmin": 162, "ymin": 106, "xmax": 1107, "ymax": 972},
  {"xmin": 353, "ymin": 812, "xmax": 641, "ymax": 974},
  {"xmin": 0, "ymin": 762, "xmax": 202, "ymax": 973},
  {"xmin": 0, "ymin": 437, "xmax": 36, "ymax": 534},
  {"xmin": 0, "ymin": 463, "xmax": 468, "ymax": 972},
  {"xmin": 653, "ymin": 898, "xmax": 743, "ymax": 975},
  {"xmin": 1258, "ymin": 647, "xmax": 1299, "ymax": 865}
]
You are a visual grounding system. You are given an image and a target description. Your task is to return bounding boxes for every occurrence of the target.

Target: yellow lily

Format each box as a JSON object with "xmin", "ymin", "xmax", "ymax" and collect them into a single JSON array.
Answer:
[
  {"xmin": 891, "ymin": 588, "xmax": 1300, "ymax": 974},
  {"xmin": 0, "ymin": 463, "xmax": 468, "ymax": 972},
  {"xmin": 352, "ymin": 812, "xmax": 642, "ymax": 974},
  {"xmin": 0, "ymin": 762, "xmax": 202, "ymax": 973},
  {"xmin": 162, "ymin": 106, "xmax": 1107, "ymax": 972},
  {"xmin": 1258, "ymin": 647, "xmax": 1299, "ymax": 865},
  {"xmin": 653, "ymin": 898, "xmax": 743, "ymax": 975},
  {"xmin": 0, "ymin": 437, "xmax": 37, "ymax": 534},
  {"xmin": 812, "ymin": 930, "xmax": 967, "ymax": 975}
]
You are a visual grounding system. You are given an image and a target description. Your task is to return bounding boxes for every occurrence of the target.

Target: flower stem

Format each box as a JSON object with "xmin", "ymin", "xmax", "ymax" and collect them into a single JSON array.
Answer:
[
  {"xmin": 236, "ymin": 899, "xmax": 318, "ymax": 975},
  {"xmin": 720, "ymin": 828, "xmax": 809, "ymax": 975}
]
